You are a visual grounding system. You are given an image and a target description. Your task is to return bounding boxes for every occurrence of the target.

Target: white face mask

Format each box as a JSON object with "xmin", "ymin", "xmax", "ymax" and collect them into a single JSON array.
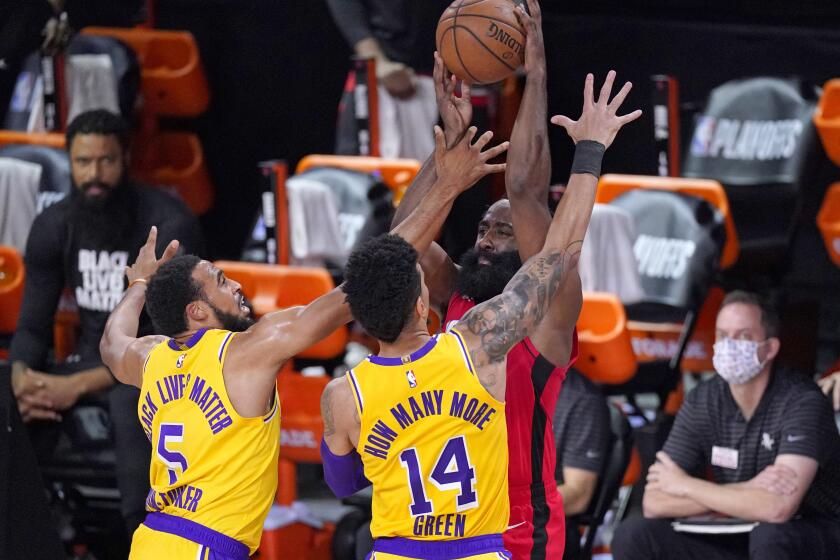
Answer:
[{"xmin": 712, "ymin": 338, "xmax": 769, "ymax": 385}]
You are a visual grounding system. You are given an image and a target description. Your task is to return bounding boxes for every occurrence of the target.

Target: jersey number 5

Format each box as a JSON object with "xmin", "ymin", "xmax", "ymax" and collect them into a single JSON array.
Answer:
[
  {"xmin": 399, "ymin": 436, "xmax": 477, "ymax": 516},
  {"xmin": 157, "ymin": 423, "xmax": 189, "ymax": 485}
]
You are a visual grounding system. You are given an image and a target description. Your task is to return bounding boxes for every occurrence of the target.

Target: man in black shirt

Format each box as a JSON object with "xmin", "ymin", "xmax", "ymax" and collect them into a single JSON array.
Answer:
[
  {"xmin": 553, "ymin": 368, "xmax": 611, "ymax": 560},
  {"xmin": 612, "ymin": 290, "xmax": 840, "ymax": 560},
  {"xmin": 9, "ymin": 109, "xmax": 204, "ymax": 534}
]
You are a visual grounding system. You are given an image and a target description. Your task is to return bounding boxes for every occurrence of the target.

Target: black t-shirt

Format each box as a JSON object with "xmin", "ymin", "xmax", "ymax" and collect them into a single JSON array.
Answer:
[
  {"xmin": 663, "ymin": 368, "xmax": 840, "ymax": 518},
  {"xmin": 9, "ymin": 184, "xmax": 204, "ymax": 372},
  {"xmin": 553, "ymin": 369, "xmax": 612, "ymax": 482}
]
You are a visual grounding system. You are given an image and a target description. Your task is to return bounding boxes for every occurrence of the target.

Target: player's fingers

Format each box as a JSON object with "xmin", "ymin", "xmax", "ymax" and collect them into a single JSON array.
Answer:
[
  {"xmin": 145, "ymin": 226, "xmax": 158, "ymax": 249},
  {"xmin": 433, "ymin": 52, "xmax": 444, "ymax": 95},
  {"xmin": 463, "ymin": 125, "xmax": 478, "ymax": 145},
  {"xmin": 655, "ymin": 451, "xmax": 675, "ymax": 466},
  {"xmin": 513, "ymin": 5, "xmax": 531, "ymax": 30},
  {"xmin": 608, "ymin": 81, "xmax": 633, "ymax": 112},
  {"xmin": 161, "ymin": 239, "xmax": 180, "ymax": 263},
  {"xmin": 550, "ymin": 114, "xmax": 574, "ymax": 131},
  {"xmin": 597, "ymin": 70, "xmax": 616, "ymax": 106},
  {"xmin": 472, "ymin": 130, "xmax": 494, "ymax": 151},
  {"xmin": 22, "ymin": 393, "xmax": 53, "ymax": 409},
  {"xmin": 433, "ymin": 125, "xmax": 446, "ymax": 155},
  {"xmin": 483, "ymin": 163, "xmax": 506, "ymax": 175},
  {"xmin": 618, "ymin": 109, "xmax": 643, "ymax": 124},
  {"xmin": 529, "ymin": 0, "xmax": 542, "ymax": 20},
  {"xmin": 481, "ymin": 140, "xmax": 509, "ymax": 161},
  {"xmin": 583, "ymin": 73, "xmax": 594, "ymax": 107},
  {"xmin": 459, "ymin": 81, "xmax": 472, "ymax": 104}
]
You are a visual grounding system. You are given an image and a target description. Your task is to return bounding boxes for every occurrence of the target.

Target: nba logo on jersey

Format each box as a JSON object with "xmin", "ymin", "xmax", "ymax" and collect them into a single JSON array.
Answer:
[
  {"xmin": 406, "ymin": 370, "xmax": 417, "ymax": 388},
  {"xmin": 176, "ymin": 354, "xmax": 186, "ymax": 368}
]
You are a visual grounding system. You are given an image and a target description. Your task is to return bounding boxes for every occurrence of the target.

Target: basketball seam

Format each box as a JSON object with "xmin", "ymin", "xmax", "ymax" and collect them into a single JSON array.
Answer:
[
  {"xmin": 452, "ymin": 1, "xmax": 483, "ymax": 84},
  {"xmin": 453, "ymin": 24, "xmax": 518, "ymax": 75}
]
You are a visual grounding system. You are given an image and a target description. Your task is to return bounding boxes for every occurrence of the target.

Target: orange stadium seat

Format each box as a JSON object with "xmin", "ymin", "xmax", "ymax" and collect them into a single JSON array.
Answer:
[
  {"xmin": 295, "ymin": 155, "xmax": 421, "ymax": 205},
  {"xmin": 817, "ymin": 182, "xmax": 840, "ymax": 267},
  {"xmin": 575, "ymin": 292, "xmax": 636, "ymax": 385},
  {"xmin": 814, "ymin": 79, "xmax": 840, "ymax": 167},
  {"xmin": 82, "ymin": 28, "xmax": 210, "ymax": 117},
  {"xmin": 0, "ymin": 246, "xmax": 25, "ymax": 339}
]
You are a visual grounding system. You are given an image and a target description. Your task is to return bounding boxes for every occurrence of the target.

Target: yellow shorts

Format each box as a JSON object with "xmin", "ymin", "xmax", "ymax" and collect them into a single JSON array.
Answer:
[
  {"xmin": 367, "ymin": 535, "xmax": 511, "ymax": 560},
  {"xmin": 129, "ymin": 514, "xmax": 250, "ymax": 560}
]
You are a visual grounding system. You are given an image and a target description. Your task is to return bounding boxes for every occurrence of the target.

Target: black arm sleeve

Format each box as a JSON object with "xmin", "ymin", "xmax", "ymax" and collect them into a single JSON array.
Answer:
[
  {"xmin": 325, "ymin": 0, "xmax": 374, "ymax": 48},
  {"xmin": 9, "ymin": 213, "xmax": 65, "ymax": 369}
]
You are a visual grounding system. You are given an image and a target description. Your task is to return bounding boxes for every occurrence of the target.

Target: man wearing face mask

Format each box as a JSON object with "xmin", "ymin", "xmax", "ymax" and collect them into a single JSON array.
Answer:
[
  {"xmin": 9, "ymin": 109, "xmax": 204, "ymax": 536},
  {"xmin": 612, "ymin": 290, "xmax": 840, "ymax": 560}
]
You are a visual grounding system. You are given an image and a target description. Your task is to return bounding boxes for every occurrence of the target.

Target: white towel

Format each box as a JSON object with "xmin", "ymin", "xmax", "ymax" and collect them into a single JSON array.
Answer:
[
  {"xmin": 286, "ymin": 177, "xmax": 345, "ymax": 267},
  {"xmin": 65, "ymin": 54, "xmax": 121, "ymax": 123},
  {"xmin": 0, "ymin": 157, "xmax": 42, "ymax": 252},
  {"xmin": 377, "ymin": 76, "xmax": 438, "ymax": 160},
  {"xmin": 579, "ymin": 203, "xmax": 645, "ymax": 304}
]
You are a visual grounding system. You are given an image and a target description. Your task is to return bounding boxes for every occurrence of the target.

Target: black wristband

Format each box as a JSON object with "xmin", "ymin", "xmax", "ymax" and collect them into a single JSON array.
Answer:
[{"xmin": 570, "ymin": 140, "xmax": 606, "ymax": 178}]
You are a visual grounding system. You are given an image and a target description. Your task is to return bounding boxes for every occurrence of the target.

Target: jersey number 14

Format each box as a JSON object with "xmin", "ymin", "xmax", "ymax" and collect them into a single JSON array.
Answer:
[{"xmin": 399, "ymin": 435, "xmax": 478, "ymax": 515}]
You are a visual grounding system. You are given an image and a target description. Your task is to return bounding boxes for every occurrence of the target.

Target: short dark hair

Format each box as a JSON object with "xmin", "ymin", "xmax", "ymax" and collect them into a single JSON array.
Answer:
[
  {"xmin": 146, "ymin": 255, "xmax": 203, "ymax": 336},
  {"xmin": 721, "ymin": 290, "xmax": 780, "ymax": 339},
  {"xmin": 343, "ymin": 234, "xmax": 421, "ymax": 343},
  {"xmin": 66, "ymin": 109, "xmax": 130, "ymax": 153}
]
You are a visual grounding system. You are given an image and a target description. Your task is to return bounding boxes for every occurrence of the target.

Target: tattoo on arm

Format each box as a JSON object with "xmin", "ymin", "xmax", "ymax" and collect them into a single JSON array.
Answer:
[
  {"xmin": 320, "ymin": 383, "xmax": 336, "ymax": 437},
  {"xmin": 463, "ymin": 240, "xmax": 582, "ymax": 365}
]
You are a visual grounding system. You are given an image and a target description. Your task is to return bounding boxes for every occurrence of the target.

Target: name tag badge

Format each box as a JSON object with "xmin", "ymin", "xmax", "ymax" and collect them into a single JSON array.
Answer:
[{"xmin": 711, "ymin": 446, "xmax": 739, "ymax": 470}]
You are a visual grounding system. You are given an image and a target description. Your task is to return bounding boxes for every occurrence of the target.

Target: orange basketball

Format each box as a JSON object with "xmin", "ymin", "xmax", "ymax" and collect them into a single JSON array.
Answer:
[{"xmin": 436, "ymin": 0, "xmax": 526, "ymax": 85}]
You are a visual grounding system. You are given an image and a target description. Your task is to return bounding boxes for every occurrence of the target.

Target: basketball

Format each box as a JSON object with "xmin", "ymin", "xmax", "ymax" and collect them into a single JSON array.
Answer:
[{"xmin": 436, "ymin": 0, "xmax": 526, "ymax": 85}]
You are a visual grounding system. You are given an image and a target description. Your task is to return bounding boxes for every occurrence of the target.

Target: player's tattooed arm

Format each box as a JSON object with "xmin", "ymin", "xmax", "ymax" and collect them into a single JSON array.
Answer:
[
  {"xmin": 463, "ymin": 242, "xmax": 581, "ymax": 360},
  {"xmin": 320, "ymin": 376, "xmax": 358, "ymax": 455}
]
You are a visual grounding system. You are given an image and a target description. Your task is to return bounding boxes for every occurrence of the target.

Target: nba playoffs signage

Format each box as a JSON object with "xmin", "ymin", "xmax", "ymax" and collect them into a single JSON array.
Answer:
[{"xmin": 684, "ymin": 78, "xmax": 815, "ymax": 185}]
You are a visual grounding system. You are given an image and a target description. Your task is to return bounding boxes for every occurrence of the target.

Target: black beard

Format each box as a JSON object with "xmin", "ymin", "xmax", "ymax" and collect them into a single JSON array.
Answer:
[
  {"xmin": 454, "ymin": 247, "xmax": 522, "ymax": 304},
  {"xmin": 68, "ymin": 178, "xmax": 137, "ymax": 249},
  {"xmin": 208, "ymin": 301, "xmax": 256, "ymax": 333}
]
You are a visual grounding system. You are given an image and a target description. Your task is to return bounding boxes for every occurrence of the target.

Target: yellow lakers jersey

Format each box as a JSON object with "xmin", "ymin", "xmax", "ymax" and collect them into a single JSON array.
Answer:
[
  {"xmin": 138, "ymin": 328, "xmax": 280, "ymax": 553},
  {"xmin": 347, "ymin": 330, "xmax": 509, "ymax": 540}
]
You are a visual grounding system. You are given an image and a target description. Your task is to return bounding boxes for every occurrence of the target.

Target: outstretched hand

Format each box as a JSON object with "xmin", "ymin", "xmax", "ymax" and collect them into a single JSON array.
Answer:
[
  {"xmin": 433, "ymin": 125, "xmax": 508, "ymax": 194},
  {"xmin": 434, "ymin": 51, "xmax": 473, "ymax": 146},
  {"xmin": 125, "ymin": 226, "xmax": 179, "ymax": 284},
  {"xmin": 551, "ymin": 70, "xmax": 642, "ymax": 148},
  {"xmin": 514, "ymin": 0, "xmax": 546, "ymax": 77}
]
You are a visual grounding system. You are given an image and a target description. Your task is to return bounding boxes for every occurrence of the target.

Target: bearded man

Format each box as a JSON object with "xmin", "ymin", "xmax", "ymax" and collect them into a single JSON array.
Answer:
[{"xmin": 9, "ymin": 109, "xmax": 204, "ymax": 535}]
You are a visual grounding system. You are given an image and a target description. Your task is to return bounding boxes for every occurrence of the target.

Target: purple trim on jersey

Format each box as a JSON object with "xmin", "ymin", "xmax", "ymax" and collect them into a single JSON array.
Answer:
[
  {"xmin": 167, "ymin": 328, "xmax": 209, "ymax": 351},
  {"xmin": 142, "ymin": 512, "xmax": 249, "ymax": 560},
  {"xmin": 217, "ymin": 332, "xmax": 234, "ymax": 361},
  {"xmin": 263, "ymin": 395, "xmax": 278, "ymax": 423},
  {"xmin": 449, "ymin": 329, "xmax": 474, "ymax": 374},
  {"xmin": 366, "ymin": 336, "xmax": 438, "ymax": 366},
  {"xmin": 348, "ymin": 370, "xmax": 364, "ymax": 412},
  {"xmin": 372, "ymin": 534, "xmax": 507, "ymax": 559}
]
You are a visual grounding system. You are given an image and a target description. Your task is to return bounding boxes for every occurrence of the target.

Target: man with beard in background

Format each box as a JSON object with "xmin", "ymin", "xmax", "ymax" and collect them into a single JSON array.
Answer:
[{"xmin": 9, "ymin": 109, "xmax": 204, "ymax": 537}]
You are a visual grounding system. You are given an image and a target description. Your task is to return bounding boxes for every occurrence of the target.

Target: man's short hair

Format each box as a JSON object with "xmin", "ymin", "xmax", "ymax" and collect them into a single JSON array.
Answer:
[
  {"xmin": 146, "ymin": 255, "xmax": 203, "ymax": 337},
  {"xmin": 721, "ymin": 290, "xmax": 780, "ymax": 339},
  {"xmin": 65, "ymin": 109, "xmax": 130, "ymax": 152},
  {"xmin": 343, "ymin": 234, "xmax": 421, "ymax": 343}
]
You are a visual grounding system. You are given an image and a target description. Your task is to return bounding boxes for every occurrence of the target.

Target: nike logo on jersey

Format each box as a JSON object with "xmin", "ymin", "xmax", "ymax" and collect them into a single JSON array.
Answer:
[
  {"xmin": 507, "ymin": 521, "xmax": 527, "ymax": 531},
  {"xmin": 787, "ymin": 434, "xmax": 806, "ymax": 442},
  {"xmin": 586, "ymin": 450, "xmax": 601, "ymax": 459}
]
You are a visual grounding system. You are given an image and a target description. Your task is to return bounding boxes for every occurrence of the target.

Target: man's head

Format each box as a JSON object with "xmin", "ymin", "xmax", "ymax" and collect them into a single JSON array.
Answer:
[
  {"xmin": 66, "ymin": 109, "xmax": 130, "ymax": 204},
  {"xmin": 713, "ymin": 290, "xmax": 781, "ymax": 385},
  {"xmin": 343, "ymin": 234, "xmax": 429, "ymax": 343},
  {"xmin": 455, "ymin": 199, "xmax": 522, "ymax": 303},
  {"xmin": 146, "ymin": 256, "xmax": 254, "ymax": 337},
  {"xmin": 65, "ymin": 110, "xmax": 136, "ymax": 247}
]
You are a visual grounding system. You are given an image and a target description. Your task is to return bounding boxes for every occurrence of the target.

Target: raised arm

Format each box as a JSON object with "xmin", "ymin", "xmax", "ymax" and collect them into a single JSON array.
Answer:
[
  {"xmin": 100, "ymin": 227, "xmax": 177, "ymax": 387},
  {"xmin": 456, "ymin": 71, "xmax": 641, "ymax": 400},
  {"xmin": 506, "ymin": 0, "xmax": 552, "ymax": 261},
  {"xmin": 390, "ymin": 52, "xmax": 475, "ymax": 309}
]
